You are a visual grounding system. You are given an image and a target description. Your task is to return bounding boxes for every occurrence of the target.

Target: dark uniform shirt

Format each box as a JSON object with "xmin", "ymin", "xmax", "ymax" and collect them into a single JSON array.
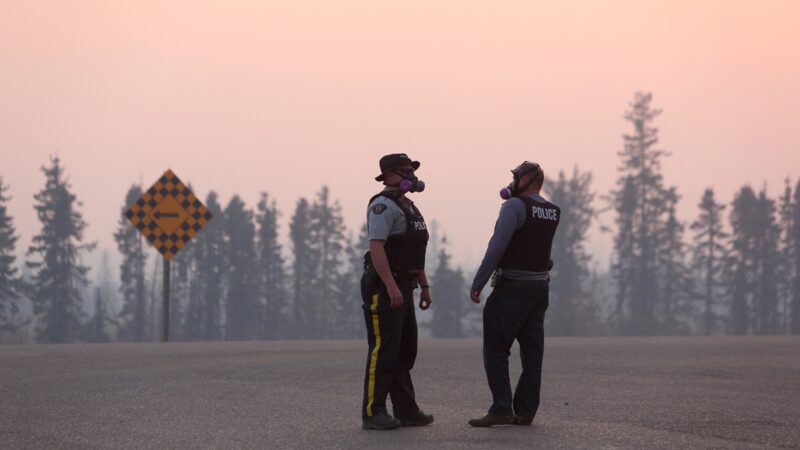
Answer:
[{"xmin": 472, "ymin": 193, "xmax": 560, "ymax": 292}]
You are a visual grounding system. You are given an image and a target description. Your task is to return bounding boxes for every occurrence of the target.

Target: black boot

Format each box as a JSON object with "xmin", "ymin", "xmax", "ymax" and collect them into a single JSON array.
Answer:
[
  {"xmin": 468, "ymin": 413, "xmax": 514, "ymax": 427},
  {"xmin": 363, "ymin": 411, "xmax": 401, "ymax": 430},
  {"xmin": 397, "ymin": 410, "xmax": 434, "ymax": 427}
]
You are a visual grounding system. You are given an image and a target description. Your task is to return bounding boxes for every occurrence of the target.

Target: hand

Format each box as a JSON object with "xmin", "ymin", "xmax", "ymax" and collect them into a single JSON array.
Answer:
[
  {"xmin": 470, "ymin": 289, "xmax": 481, "ymax": 304},
  {"xmin": 388, "ymin": 285, "xmax": 404, "ymax": 309},
  {"xmin": 419, "ymin": 287, "xmax": 432, "ymax": 310}
]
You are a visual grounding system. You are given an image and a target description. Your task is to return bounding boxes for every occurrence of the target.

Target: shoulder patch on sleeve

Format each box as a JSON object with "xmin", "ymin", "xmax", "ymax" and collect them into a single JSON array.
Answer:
[{"xmin": 372, "ymin": 203, "xmax": 388, "ymax": 215}]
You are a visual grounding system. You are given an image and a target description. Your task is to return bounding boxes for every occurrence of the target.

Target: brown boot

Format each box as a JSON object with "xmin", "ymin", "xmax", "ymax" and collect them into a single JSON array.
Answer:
[
  {"xmin": 468, "ymin": 413, "xmax": 514, "ymax": 427},
  {"xmin": 397, "ymin": 410, "xmax": 434, "ymax": 427},
  {"xmin": 512, "ymin": 416, "xmax": 533, "ymax": 425}
]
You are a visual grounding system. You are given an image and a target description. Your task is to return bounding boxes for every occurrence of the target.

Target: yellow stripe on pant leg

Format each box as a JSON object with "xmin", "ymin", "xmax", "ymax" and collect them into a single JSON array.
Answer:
[{"xmin": 366, "ymin": 293, "xmax": 381, "ymax": 417}]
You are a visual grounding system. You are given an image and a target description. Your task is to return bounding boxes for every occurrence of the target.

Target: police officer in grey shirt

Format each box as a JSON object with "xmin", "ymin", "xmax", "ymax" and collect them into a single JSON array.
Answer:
[
  {"xmin": 360, "ymin": 153, "xmax": 434, "ymax": 430},
  {"xmin": 468, "ymin": 161, "xmax": 560, "ymax": 427}
]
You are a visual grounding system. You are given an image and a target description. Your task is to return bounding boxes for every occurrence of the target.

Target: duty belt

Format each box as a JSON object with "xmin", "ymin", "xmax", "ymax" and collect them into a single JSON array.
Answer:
[
  {"xmin": 493, "ymin": 268, "xmax": 550, "ymax": 285},
  {"xmin": 393, "ymin": 270, "xmax": 421, "ymax": 280}
]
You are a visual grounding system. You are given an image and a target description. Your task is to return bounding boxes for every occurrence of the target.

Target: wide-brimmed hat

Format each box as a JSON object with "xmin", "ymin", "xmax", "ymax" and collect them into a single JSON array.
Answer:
[{"xmin": 375, "ymin": 153, "xmax": 420, "ymax": 181}]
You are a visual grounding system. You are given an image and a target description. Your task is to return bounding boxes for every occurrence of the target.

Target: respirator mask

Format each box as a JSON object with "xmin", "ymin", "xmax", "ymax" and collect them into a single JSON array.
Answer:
[
  {"xmin": 393, "ymin": 169, "xmax": 426, "ymax": 193},
  {"xmin": 499, "ymin": 161, "xmax": 541, "ymax": 199}
]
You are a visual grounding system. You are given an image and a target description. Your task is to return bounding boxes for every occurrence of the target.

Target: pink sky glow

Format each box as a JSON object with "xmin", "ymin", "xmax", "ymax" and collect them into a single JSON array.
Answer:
[{"xmin": 2, "ymin": 0, "xmax": 799, "ymax": 272}]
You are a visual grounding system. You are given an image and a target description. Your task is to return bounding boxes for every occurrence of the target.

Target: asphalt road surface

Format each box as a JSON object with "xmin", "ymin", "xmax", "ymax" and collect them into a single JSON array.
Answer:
[{"xmin": 2, "ymin": 336, "xmax": 799, "ymax": 449}]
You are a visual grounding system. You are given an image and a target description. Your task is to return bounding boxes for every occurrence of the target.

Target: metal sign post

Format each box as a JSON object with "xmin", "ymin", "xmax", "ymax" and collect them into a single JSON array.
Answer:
[
  {"xmin": 162, "ymin": 259, "xmax": 170, "ymax": 342},
  {"xmin": 125, "ymin": 169, "xmax": 212, "ymax": 342}
]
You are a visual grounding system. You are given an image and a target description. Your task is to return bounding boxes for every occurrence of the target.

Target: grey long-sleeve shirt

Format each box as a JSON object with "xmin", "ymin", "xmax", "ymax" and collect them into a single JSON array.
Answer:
[{"xmin": 471, "ymin": 194, "xmax": 549, "ymax": 293}]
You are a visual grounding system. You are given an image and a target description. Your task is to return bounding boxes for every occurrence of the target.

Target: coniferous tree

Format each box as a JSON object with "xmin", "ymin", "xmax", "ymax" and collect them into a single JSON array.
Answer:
[
  {"xmin": 290, "ymin": 197, "xmax": 314, "ymax": 339},
  {"xmin": 84, "ymin": 288, "xmax": 112, "ymax": 343},
  {"xmin": 256, "ymin": 193, "xmax": 290, "ymax": 340},
  {"xmin": 186, "ymin": 192, "xmax": 225, "ymax": 341},
  {"xmin": 178, "ymin": 185, "xmax": 202, "ymax": 341},
  {"xmin": 656, "ymin": 188, "xmax": 694, "ymax": 334},
  {"xmin": 93, "ymin": 251, "xmax": 119, "ymax": 339},
  {"xmin": 354, "ymin": 222, "xmax": 368, "ymax": 260},
  {"xmin": 790, "ymin": 179, "xmax": 800, "ymax": 334},
  {"xmin": 223, "ymin": 195, "xmax": 260, "ymax": 340},
  {"xmin": 148, "ymin": 256, "xmax": 161, "ymax": 339},
  {"xmin": 611, "ymin": 92, "xmax": 674, "ymax": 335},
  {"xmin": 169, "ymin": 245, "xmax": 192, "ymax": 341},
  {"xmin": 0, "ymin": 178, "xmax": 24, "ymax": 339},
  {"xmin": 690, "ymin": 188, "xmax": 728, "ymax": 335},
  {"xmin": 308, "ymin": 187, "xmax": 348, "ymax": 338},
  {"xmin": 724, "ymin": 187, "xmax": 783, "ymax": 335},
  {"xmin": 425, "ymin": 220, "xmax": 441, "ymax": 274},
  {"xmin": 430, "ymin": 236, "xmax": 465, "ymax": 338},
  {"xmin": 460, "ymin": 265, "xmax": 483, "ymax": 337},
  {"xmin": 612, "ymin": 176, "xmax": 637, "ymax": 334},
  {"xmin": 115, "ymin": 185, "xmax": 149, "ymax": 341},
  {"xmin": 202, "ymin": 192, "xmax": 226, "ymax": 341},
  {"xmin": 753, "ymin": 188, "xmax": 782, "ymax": 334},
  {"xmin": 95, "ymin": 251, "xmax": 118, "ymax": 316},
  {"xmin": 776, "ymin": 179, "xmax": 800, "ymax": 335},
  {"xmin": 778, "ymin": 180, "xmax": 793, "ymax": 333},
  {"xmin": 586, "ymin": 269, "xmax": 613, "ymax": 335},
  {"xmin": 182, "ymin": 238, "xmax": 203, "ymax": 341},
  {"xmin": 27, "ymin": 156, "xmax": 96, "ymax": 343},
  {"xmin": 726, "ymin": 186, "xmax": 758, "ymax": 335},
  {"xmin": 545, "ymin": 167, "xmax": 596, "ymax": 336},
  {"xmin": 333, "ymin": 230, "xmax": 368, "ymax": 339}
]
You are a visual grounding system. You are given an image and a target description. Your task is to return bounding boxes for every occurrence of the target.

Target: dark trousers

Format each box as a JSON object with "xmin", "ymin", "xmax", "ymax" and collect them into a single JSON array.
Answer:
[
  {"xmin": 361, "ymin": 274, "xmax": 419, "ymax": 420},
  {"xmin": 482, "ymin": 278, "xmax": 549, "ymax": 418}
]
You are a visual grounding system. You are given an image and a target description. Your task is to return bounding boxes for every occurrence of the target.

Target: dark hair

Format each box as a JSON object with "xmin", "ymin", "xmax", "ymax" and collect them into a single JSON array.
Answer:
[{"xmin": 531, "ymin": 169, "xmax": 544, "ymax": 188}]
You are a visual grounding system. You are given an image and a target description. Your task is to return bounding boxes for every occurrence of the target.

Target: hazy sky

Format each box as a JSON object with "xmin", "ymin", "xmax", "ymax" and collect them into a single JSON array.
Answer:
[{"xmin": 2, "ymin": 0, "xmax": 799, "ymax": 274}]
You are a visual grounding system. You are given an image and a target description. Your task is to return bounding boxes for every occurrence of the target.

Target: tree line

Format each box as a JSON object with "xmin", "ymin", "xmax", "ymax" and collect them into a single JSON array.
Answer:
[
  {"xmin": 1, "ymin": 92, "xmax": 798, "ymax": 343},
  {"xmin": 606, "ymin": 92, "xmax": 800, "ymax": 336},
  {"xmin": 0, "ymin": 160, "xmax": 471, "ymax": 343}
]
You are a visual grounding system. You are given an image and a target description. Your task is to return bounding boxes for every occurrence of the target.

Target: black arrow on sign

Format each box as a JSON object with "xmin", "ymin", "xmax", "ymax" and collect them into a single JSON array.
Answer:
[{"xmin": 154, "ymin": 211, "xmax": 180, "ymax": 219}]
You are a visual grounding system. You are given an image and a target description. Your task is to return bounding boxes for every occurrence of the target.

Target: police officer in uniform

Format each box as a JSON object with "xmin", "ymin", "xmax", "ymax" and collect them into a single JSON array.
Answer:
[
  {"xmin": 468, "ymin": 161, "xmax": 560, "ymax": 427},
  {"xmin": 361, "ymin": 153, "xmax": 434, "ymax": 430}
]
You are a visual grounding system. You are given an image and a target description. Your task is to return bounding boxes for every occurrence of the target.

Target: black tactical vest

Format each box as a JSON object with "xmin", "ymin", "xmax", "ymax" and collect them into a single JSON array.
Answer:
[
  {"xmin": 369, "ymin": 191, "xmax": 429, "ymax": 272},
  {"xmin": 498, "ymin": 195, "xmax": 560, "ymax": 272}
]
